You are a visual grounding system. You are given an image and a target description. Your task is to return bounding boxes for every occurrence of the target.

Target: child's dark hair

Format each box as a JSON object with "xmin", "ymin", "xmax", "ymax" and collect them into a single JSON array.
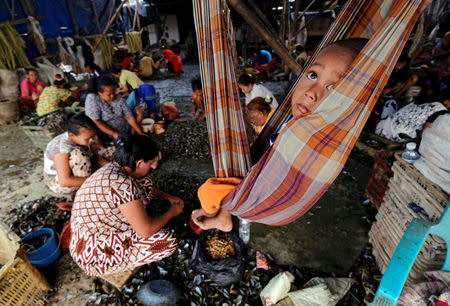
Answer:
[
  {"xmin": 238, "ymin": 74, "xmax": 255, "ymax": 86},
  {"xmin": 329, "ymin": 38, "xmax": 369, "ymax": 59},
  {"xmin": 112, "ymin": 135, "xmax": 159, "ymax": 171},
  {"xmin": 87, "ymin": 75, "xmax": 117, "ymax": 93},
  {"xmin": 247, "ymin": 97, "xmax": 272, "ymax": 114},
  {"xmin": 191, "ymin": 78, "xmax": 202, "ymax": 91},
  {"xmin": 66, "ymin": 113, "xmax": 96, "ymax": 135},
  {"xmin": 85, "ymin": 62, "xmax": 101, "ymax": 71},
  {"xmin": 111, "ymin": 65, "xmax": 122, "ymax": 74},
  {"xmin": 26, "ymin": 68, "xmax": 37, "ymax": 74}
]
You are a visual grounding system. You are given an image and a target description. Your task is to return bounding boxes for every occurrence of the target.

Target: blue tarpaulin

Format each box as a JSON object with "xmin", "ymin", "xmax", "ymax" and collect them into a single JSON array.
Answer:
[{"xmin": 0, "ymin": 0, "xmax": 123, "ymax": 39}]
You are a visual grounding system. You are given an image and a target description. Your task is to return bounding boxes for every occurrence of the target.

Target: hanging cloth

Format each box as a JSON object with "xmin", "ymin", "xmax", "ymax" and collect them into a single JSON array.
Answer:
[
  {"xmin": 193, "ymin": 0, "xmax": 430, "ymax": 226},
  {"xmin": 193, "ymin": 0, "xmax": 251, "ymax": 178}
]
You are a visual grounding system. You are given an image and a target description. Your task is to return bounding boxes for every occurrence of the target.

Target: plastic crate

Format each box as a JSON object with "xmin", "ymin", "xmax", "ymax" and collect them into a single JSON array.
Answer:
[
  {"xmin": 366, "ymin": 151, "xmax": 395, "ymax": 209},
  {"xmin": 21, "ymin": 126, "xmax": 55, "ymax": 152},
  {"xmin": 0, "ymin": 223, "xmax": 50, "ymax": 306}
]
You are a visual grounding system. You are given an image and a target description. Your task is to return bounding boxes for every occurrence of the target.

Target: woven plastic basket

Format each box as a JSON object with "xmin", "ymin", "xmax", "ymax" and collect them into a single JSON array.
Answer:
[
  {"xmin": 0, "ymin": 223, "xmax": 50, "ymax": 306},
  {"xmin": 368, "ymin": 155, "xmax": 449, "ymax": 284},
  {"xmin": 21, "ymin": 126, "xmax": 55, "ymax": 152}
]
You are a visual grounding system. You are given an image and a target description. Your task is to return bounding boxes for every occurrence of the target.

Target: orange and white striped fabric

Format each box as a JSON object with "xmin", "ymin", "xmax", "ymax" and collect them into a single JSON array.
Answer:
[
  {"xmin": 193, "ymin": 0, "xmax": 251, "ymax": 178},
  {"xmin": 193, "ymin": 0, "xmax": 430, "ymax": 225}
]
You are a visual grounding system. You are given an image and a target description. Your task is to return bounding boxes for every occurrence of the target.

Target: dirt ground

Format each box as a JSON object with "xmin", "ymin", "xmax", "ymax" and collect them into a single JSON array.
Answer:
[{"xmin": 0, "ymin": 64, "xmax": 378, "ymax": 305}]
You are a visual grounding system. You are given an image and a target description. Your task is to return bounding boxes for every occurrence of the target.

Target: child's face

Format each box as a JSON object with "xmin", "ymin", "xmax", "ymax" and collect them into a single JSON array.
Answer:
[
  {"xmin": 291, "ymin": 45, "xmax": 354, "ymax": 118},
  {"xmin": 193, "ymin": 89, "xmax": 203, "ymax": 100}
]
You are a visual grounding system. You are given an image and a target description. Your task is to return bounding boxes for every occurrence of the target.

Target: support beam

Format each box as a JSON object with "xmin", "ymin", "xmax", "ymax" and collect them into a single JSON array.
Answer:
[
  {"xmin": 65, "ymin": 0, "xmax": 79, "ymax": 33},
  {"xmin": 226, "ymin": 0, "xmax": 301, "ymax": 73},
  {"xmin": 93, "ymin": 0, "xmax": 126, "ymax": 52}
]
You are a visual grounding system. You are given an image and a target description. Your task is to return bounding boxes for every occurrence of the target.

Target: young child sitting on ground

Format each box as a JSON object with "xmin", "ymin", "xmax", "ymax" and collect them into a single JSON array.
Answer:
[
  {"xmin": 44, "ymin": 113, "xmax": 106, "ymax": 196},
  {"xmin": 191, "ymin": 78, "xmax": 205, "ymax": 120},
  {"xmin": 192, "ymin": 38, "xmax": 369, "ymax": 232}
]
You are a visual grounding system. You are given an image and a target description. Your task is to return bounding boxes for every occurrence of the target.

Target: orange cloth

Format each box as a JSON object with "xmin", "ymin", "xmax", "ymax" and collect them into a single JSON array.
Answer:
[{"xmin": 197, "ymin": 177, "xmax": 241, "ymax": 215}]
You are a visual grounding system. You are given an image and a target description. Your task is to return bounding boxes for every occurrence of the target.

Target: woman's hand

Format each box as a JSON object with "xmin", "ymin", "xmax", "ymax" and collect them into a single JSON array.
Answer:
[{"xmin": 168, "ymin": 195, "xmax": 184, "ymax": 217}]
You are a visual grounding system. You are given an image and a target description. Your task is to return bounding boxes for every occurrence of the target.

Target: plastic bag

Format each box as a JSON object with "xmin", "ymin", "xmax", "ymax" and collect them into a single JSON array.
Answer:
[
  {"xmin": 287, "ymin": 277, "xmax": 354, "ymax": 306},
  {"xmin": 191, "ymin": 229, "xmax": 246, "ymax": 287},
  {"xmin": 260, "ymin": 271, "xmax": 295, "ymax": 305}
]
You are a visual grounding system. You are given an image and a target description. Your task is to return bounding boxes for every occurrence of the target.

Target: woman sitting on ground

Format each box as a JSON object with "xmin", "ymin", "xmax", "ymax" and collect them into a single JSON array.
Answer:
[
  {"xmin": 238, "ymin": 74, "xmax": 278, "ymax": 108},
  {"xmin": 70, "ymin": 135, "xmax": 184, "ymax": 276},
  {"xmin": 85, "ymin": 75, "xmax": 146, "ymax": 141},
  {"xmin": 44, "ymin": 113, "xmax": 105, "ymax": 196},
  {"xmin": 36, "ymin": 74, "xmax": 75, "ymax": 117},
  {"xmin": 246, "ymin": 96, "xmax": 275, "ymax": 135},
  {"xmin": 21, "ymin": 68, "xmax": 45, "ymax": 108}
]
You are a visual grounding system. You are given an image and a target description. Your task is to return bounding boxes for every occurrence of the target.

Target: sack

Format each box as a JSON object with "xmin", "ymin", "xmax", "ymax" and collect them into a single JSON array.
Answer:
[
  {"xmin": 260, "ymin": 271, "xmax": 295, "ymax": 306},
  {"xmin": 0, "ymin": 69, "xmax": 19, "ymax": 97},
  {"xmin": 191, "ymin": 229, "xmax": 246, "ymax": 287}
]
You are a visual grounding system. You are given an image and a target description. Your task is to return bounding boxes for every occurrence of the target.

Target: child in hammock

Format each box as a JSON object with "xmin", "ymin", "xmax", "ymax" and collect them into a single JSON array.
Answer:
[{"xmin": 192, "ymin": 38, "xmax": 368, "ymax": 232}]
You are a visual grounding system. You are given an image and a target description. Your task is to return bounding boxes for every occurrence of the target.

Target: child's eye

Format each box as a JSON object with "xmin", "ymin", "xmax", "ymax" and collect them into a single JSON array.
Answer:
[
  {"xmin": 326, "ymin": 84, "xmax": 334, "ymax": 91},
  {"xmin": 306, "ymin": 72, "xmax": 318, "ymax": 81}
]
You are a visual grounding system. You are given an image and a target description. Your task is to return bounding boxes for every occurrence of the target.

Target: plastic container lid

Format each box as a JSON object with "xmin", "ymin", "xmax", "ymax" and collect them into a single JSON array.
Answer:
[{"xmin": 406, "ymin": 142, "xmax": 416, "ymax": 150}]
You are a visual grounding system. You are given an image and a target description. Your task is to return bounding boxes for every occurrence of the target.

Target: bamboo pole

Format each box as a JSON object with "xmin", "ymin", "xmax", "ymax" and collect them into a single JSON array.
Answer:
[
  {"xmin": 136, "ymin": 0, "xmax": 141, "ymax": 32},
  {"xmin": 18, "ymin": 0, "xmax": 30, "ymax": 16},
  {"xmin": 91, "ymin": 0, "xmax": 102, "ymax": 34},
  {"xmin": 24, "ymin": 0, "xmax": 34, "ymax": 16},
  {"xmin": 126, "ymin": 0, "xmax": 134, "ymax": 31},
  {"xmin": 292, "ymin": 0, "xmax": 301, "ymax": 42},
  {"xmin": 93, "ymin": 0, "xmax": 126, "ymax": 52},
  {"xmin": 132, "ymin": 1, "xmax": 138, "ymax": 31},
  {"xmin": 226, "ymin": 0, "xmax": 300, "ymax": 73},
  {"xmin": 65, "ymin": 0, "xmax": 79, "ymax": 33}
]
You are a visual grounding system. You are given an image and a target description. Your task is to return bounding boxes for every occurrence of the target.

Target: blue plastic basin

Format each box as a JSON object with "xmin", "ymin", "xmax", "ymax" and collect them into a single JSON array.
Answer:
[{"xmin": 22, "ymin": 228, "xmax": 61, "ymax": 268}]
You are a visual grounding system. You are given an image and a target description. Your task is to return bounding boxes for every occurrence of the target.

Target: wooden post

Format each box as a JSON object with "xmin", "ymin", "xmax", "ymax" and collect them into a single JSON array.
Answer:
[
  {"xmin": 226, "ymin": 0, "xmax": 300, "ymax": 73},
  {"xmin": 91, "ymin": 0, "xmax": 102, "ymax": 34},
  {"xmin": 93, "ymin": 0, "xmax": 126, "ymax": 52},
  {"xmin": 65, "ymin": 0, "xmax": 79, "ymax": 33}
]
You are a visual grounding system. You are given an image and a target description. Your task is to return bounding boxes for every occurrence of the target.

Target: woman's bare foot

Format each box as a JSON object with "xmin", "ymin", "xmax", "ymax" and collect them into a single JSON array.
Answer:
[{"xmin": 192, "ymin": 208, "xmax": 233, "ymax": 232}]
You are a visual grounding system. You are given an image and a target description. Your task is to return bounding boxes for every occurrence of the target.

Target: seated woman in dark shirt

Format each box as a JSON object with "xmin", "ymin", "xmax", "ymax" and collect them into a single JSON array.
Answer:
[{"xmin": 85, "ymin": 76, "xmax": 146, "ymax": 141}]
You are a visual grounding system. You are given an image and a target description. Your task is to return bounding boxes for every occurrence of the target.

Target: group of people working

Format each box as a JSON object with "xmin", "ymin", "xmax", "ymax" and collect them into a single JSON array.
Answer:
[{"xmin": 31, "ymin": 32, "xmax": 450, "ymax": 278}]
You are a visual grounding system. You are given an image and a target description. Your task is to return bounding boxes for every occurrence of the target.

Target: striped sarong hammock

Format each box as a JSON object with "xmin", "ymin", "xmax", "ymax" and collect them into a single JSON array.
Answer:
[{"xmin": 193, "ymin": 0, "xmax": 430, "ymax": 226}]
